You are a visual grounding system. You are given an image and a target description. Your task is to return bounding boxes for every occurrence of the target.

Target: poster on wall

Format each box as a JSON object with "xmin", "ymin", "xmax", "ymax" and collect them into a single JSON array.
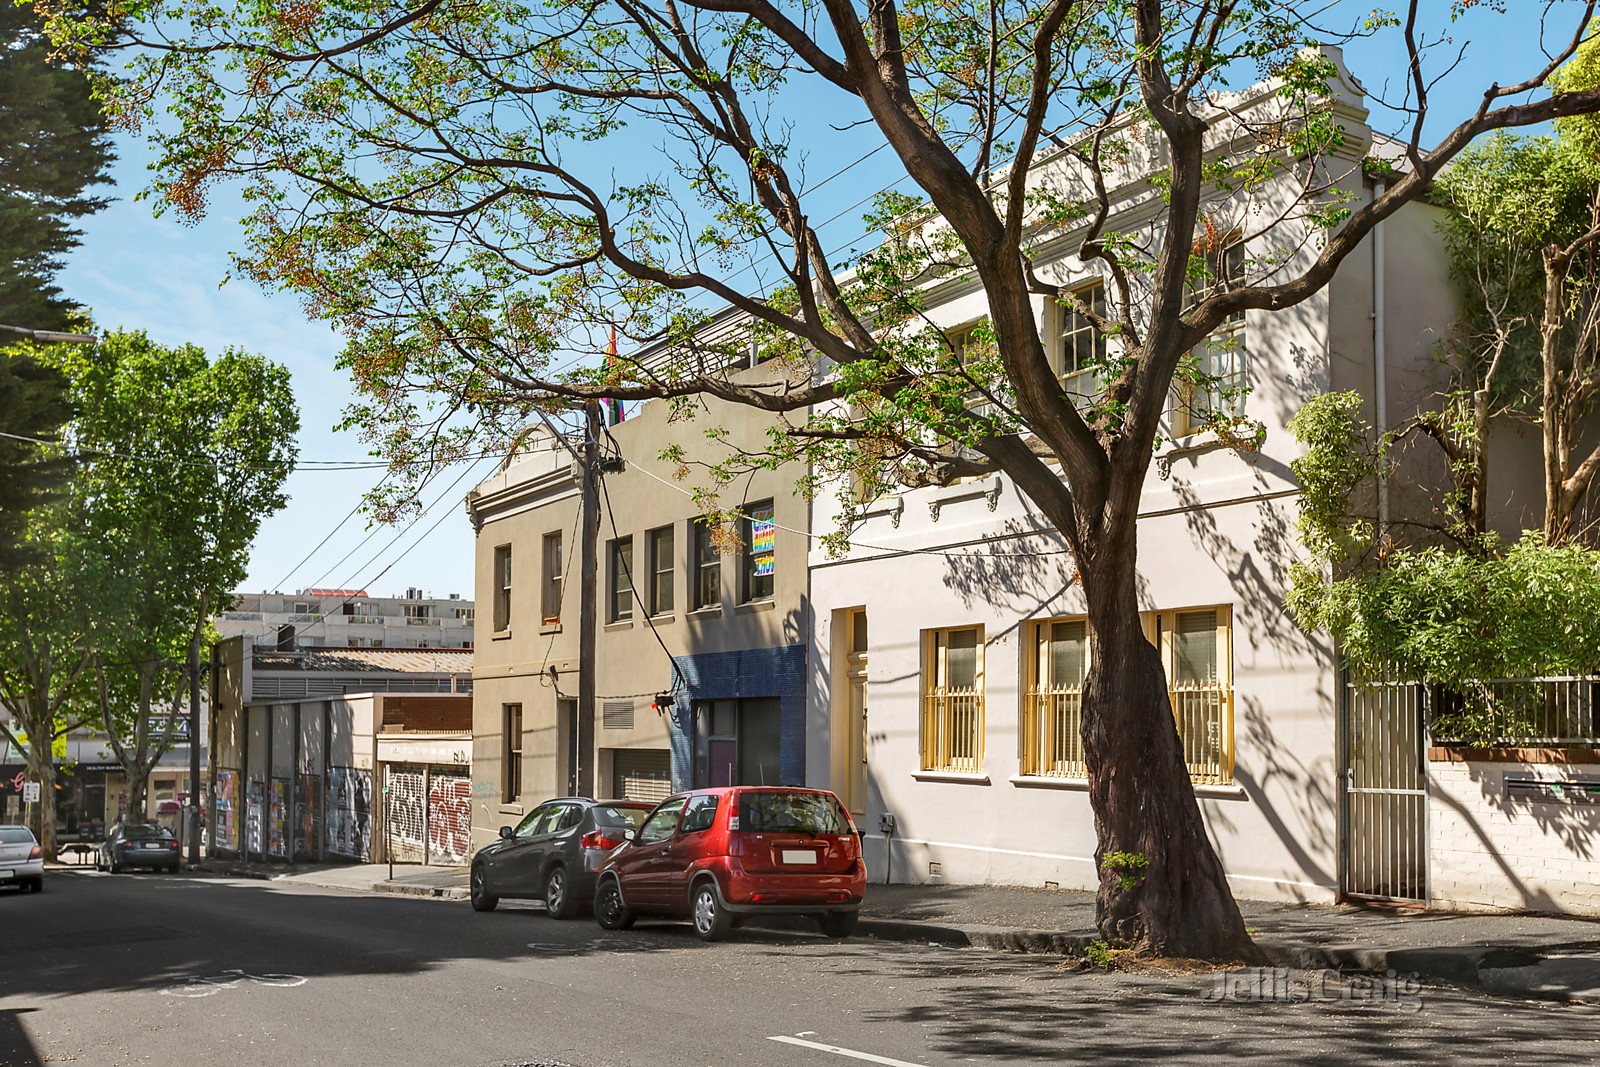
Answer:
[
  {"xmin": 268, "ymin": 779, "xmax": 288, "ymax": 857},
  {"xmin": 245, "ymin": 779, "xmax": 263, "ymax": 856},
  {"xmin": 751, "ymin": 508, "xmax": 776, "ymax": 577},
  {"xmin": 326, "ymin": 767, "xmax": 373, "ymax": 860},
  {"xmin": 215, "ymin": 771, "xmax": 239, "ymax": 852}
]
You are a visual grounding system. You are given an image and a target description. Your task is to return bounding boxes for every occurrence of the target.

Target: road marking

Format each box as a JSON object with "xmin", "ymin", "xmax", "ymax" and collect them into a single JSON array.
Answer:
[
  {"xmin": 768, "ymin": 1035, "xmax": 930, "ymax": 1066},
  {"xmin": 156, "ymin": 970, "xmax": 307, "ymax": 998}
]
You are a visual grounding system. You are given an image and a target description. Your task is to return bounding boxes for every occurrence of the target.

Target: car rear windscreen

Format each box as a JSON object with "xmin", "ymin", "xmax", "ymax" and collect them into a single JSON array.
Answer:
[
  {"xmin": 123, "ymin": 824, "xmax": 171, "ymax": 839},
  {"xmin": 0, "ymin": 826, "xmax": 35, "ymax": 844},
  {"xmin": 738, "ymin": 791, "xmax": 850, "ymax": 834},
  {"xmin": 593, "ymin": 805, "xmax": 650, "ymax": 829}
]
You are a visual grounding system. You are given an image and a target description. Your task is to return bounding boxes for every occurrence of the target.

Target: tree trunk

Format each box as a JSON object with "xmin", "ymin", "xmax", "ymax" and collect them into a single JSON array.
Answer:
[
  {"xmin": 23, "ymin": 743, "xmax": 57, "ymax": 858},
  {"xmin": 1078, "ymin": 527, "xmax": 1262, "ymax": 962},
  {"xmin": 127, "ymin": 770, "xmax": 150, "ymax": 823}
]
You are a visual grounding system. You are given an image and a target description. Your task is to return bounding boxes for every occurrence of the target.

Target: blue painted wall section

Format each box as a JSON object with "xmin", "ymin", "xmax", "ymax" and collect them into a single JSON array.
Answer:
[{"xmin": 666, "ymin": 644, "xmax": 808, "ymax": 790}]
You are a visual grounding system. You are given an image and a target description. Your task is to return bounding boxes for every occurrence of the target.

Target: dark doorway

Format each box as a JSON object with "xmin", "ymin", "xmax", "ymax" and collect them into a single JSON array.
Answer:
[{"xmin": 692, "ymin": 698, "xmax": 781, "ymax": 788}]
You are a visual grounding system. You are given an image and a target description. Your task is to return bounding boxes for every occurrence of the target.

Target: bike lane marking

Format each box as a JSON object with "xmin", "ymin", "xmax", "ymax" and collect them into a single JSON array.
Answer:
[{"xmin": 768, "ymin": 1033, "xmax": 930, "ymax": 1066}]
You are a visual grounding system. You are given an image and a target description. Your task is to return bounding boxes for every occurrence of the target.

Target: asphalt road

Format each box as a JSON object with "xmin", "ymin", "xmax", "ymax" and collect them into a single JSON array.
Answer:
[{"xmin": 4, "ymin": 870, "xmax": 1600, "ymax": 1066}]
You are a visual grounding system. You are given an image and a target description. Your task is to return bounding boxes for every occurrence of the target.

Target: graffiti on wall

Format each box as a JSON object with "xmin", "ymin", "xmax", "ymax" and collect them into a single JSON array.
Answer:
[
  {"xmin": 245, "ymin": 779, "xmax": 264, "ymax": 856},
  {"xmin": 427, "ymin": 774, "xmax": 472, "ymax": 864},
  {"xmin": 387, "ymin": 768, "xmax": 426, "ymax": 862},
  {"xmin": 294, "ymin": 774, "xmax": 320, "ymax": 861},
  {"xmin": 215, "ymin": 771, "xmax": 239, "ymax": 852},
  {"xmin": 326, "ymin": 767, "xmax": 372, "ymax": 860}
]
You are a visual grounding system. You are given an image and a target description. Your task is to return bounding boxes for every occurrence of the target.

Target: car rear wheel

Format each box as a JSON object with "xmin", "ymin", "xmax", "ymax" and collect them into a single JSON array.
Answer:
[
  {"xmin": 593, "ymin": 879, "xmax": 635, "ymax": 931},
  {"xmin": 817, "ymin": 912, "xmax": 858, "ymax": 938},
  {"xmin": 543, "ymin": 865, "xmax": 577, "ymax": 920},
  {"xmin": 690, "ymin": 881, "xmax": 732, "ymax": 942},
  {"xmin": 109, "ymin": 856, "xmax": 123, "ymax": 875},
  {"xmin": 470, "ymin": 864, "xmax": 499, "ymax": 912}
]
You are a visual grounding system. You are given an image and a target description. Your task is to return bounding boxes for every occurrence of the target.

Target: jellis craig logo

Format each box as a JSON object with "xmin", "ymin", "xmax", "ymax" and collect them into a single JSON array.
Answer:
[{"xmin": 1204, "ymin": 967, "xmax": 1424, "ymax": 1012}]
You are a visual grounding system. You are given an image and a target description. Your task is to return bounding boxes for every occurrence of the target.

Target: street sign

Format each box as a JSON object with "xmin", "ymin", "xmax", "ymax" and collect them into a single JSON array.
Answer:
[{"xmin": 23, "ymin": 782, "xmax": 41, "ymax": 803}]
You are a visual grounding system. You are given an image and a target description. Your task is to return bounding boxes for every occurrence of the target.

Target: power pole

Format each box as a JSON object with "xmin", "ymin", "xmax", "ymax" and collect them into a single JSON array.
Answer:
[
  {"xmin": 188, "ymin": 631, "xmax": 202, "ymax": 864},
  {"xmin": 575, "ymin": 402, "xmax": 601, "ymax": 796}
]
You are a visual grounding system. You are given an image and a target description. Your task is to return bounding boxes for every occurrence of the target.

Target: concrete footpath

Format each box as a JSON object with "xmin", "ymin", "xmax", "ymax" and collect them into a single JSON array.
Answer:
[{"xmin": 191, "ymin": 859, "xmax": 1600, "ymax": 1005}]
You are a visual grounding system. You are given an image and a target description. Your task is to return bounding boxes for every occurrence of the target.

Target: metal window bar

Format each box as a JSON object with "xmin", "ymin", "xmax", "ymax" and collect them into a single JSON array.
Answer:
[
  {"xmin": 1428, "ymin": 677, "xmax": 1600, "ymax": 745},
  {"xmin": 1021, "ymin": 679, "xmax": 1233, "ymax": 784},
  {"xmin": 921, "ymin": 685, "xmax": 984, "ymax": 773}
]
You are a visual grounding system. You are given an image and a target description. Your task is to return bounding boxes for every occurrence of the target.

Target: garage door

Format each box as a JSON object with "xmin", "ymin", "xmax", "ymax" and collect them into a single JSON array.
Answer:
[{"xmin": 611, "ymin": 749, "xmax": 673, "ymax": 803}]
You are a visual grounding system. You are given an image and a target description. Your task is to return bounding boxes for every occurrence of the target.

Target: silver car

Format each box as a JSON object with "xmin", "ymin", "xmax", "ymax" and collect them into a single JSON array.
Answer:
[{"xmin": 0, "ymin": 825, "xmax": 44, "ymax": 893}]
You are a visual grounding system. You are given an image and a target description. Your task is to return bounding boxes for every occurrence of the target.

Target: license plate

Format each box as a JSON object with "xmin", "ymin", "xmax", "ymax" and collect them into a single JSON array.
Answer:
[
  {"xmin": 0, "ymin": 869, "xmax": 13, "ymax": 879},
  {"xmin": 143, "ymin": 843, "xmax": 162, "ymax": 849},
  {"xmin": 781, "ymin": 850, "xmax": 817, "ymax": 865}
]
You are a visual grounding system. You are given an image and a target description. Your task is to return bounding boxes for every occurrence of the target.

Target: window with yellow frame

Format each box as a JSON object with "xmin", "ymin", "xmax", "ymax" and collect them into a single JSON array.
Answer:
[
  {"xmin": 1174, "ymin": 240, "xmax": 1247, "ymax": 438},
  {"xmin": 1020, "ymin": 608, "xmax": 1234, "ymax": 784},
  {"xmin": 921, "ymin": 626, "xmax": 984, "ymax": 774}
]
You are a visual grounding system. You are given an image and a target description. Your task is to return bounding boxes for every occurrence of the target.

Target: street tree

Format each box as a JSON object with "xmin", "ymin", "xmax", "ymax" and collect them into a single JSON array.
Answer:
[
  {"xmin": 0, "ymin": 1, "xmax": 112, "ymax": 332},
  {"xmin": 0, "ymin": 346, "xmax": 74, "ymax": 572},
  {"xmin": 45, "ymin": 0, "xmax": 1600, "ymax": 959},
  {"xmin": 56, "ymin": 329, "xmax": 299, "ymax": 817}
]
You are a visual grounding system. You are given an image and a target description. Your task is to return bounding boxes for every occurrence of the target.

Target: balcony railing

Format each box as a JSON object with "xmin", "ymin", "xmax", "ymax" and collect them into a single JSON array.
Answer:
[
  {"xmin": 404, "ymin": 616, "xmax": 439, "ymax": 626},
  {"xmin": 1021, "ymin": 679, "xmax": 1233, "ymax": 785},
  {"xmin": 920, "ymin": 686, "xmax": 984, "ymax": 774}
]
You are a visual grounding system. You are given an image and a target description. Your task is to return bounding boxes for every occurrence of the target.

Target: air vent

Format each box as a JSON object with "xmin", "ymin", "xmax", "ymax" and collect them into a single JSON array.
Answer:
[{"xmin": 603, "ymin": 701, "xmax": 635, "ymax": 730}]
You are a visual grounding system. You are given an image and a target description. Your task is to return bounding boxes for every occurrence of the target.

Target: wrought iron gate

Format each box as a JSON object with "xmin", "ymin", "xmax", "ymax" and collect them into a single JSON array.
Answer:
[{"xmin": 1341, "ymin": 673, "xmax": 1428, "ymax": 902}]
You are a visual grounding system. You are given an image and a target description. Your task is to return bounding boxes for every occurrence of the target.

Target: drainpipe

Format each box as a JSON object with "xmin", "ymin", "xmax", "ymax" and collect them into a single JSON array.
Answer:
[{"xmin": 1372, "ymin": 179, "xmax": 1390, "ymax": 536}]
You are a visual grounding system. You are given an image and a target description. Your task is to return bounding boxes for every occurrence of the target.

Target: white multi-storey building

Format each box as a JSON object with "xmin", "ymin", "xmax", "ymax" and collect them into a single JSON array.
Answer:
[{"xmin": 215, "ymin": 587, "xmax": 475, "ymax": 650}]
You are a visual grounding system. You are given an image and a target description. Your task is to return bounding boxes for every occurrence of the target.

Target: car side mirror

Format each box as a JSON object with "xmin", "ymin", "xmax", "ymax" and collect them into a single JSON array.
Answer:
[
  {"xmin": 623, "ymin": 828, "xmax": 637, "ymax": 842},
  {"xmin": 498, "ymin": 825, "xmax": 514, "ymax": 840}
]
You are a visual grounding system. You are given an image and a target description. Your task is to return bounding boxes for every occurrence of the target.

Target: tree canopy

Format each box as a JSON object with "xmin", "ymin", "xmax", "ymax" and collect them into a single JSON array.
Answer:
[{"xmin": 44, "ymin": 0, "xmax": 1600, "ymax": 959}]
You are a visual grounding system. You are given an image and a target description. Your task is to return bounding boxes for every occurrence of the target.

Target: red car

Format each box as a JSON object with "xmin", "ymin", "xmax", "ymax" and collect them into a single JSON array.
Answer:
[{"xmin": 592, "ymin": 786, "xmax": 866, "ymax": 941}]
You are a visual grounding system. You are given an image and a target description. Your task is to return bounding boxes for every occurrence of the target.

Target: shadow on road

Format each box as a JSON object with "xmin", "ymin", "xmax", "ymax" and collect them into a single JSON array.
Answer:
[{"xmin": 0, "ymin": 1009, "xmax": 43, "ymax": 1066}]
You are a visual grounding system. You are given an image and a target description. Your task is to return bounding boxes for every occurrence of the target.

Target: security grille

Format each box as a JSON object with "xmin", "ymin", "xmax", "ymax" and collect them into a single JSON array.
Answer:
[
  {"xmin": 427, "ymin": 773, "xmax": 472, "ymax": 864},
  {"xmin": 387, "ymin": 766, "xmax": 427, "ymax": 862},
  {"xmin": 1342, "ymin": 674, "xmax": 1427, "ymax": 902}
]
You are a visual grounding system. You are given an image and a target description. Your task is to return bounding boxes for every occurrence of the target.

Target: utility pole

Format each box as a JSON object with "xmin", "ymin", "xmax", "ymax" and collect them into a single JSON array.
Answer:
[
  {"xmin": 187, "ymin": 631, "xmax": 202, "ymax": 864},
  {"xmin": 575, "ymin": 402, "xmax": 601, "ymax": 796}
]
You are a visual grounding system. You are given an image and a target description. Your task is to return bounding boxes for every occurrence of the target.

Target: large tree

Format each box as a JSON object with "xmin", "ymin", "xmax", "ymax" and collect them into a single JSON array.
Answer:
[
  {"xmin": 46, "ymin": 0, "xmax": 1600, "ymax": 958},
  {"xmin": 57, "ymin": 329, "xmax": 299, "ymax": 817},
  {"xmin": 0, "ymin": 0, "xmax": 113, "ymax": 332},
  {"xmin": 0, "ymin": 346, "xmax": 74, "ymax": 571}
]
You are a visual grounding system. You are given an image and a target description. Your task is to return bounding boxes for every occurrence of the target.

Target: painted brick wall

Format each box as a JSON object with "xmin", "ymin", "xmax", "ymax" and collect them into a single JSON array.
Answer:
[
  {"xmin": 666, "ymin": 645, "xmax": 808, "ymax": 790},
  {"xmin": 1429, "ymin": 759, "xmax": 1600, "ymax": 915},
  {"xmin": 379, "ymin": 694, "xmax": 473, "ymax": 734}
]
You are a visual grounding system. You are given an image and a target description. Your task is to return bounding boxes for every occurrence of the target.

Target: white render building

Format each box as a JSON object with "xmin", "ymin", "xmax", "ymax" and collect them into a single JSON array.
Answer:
[
  {"xmin": 803, "ymin": 55, "xmax": 1500, "ymax": 906},
  {"xmin": 215, "ymin": 588, "xmax": 475, "ymax": 650}
]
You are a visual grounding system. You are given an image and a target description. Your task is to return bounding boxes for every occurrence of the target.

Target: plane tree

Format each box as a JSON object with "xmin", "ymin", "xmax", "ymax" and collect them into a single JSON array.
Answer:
[{"xmin": 42, "ymin": 0, "xmax": 1600, "ymax": 958}]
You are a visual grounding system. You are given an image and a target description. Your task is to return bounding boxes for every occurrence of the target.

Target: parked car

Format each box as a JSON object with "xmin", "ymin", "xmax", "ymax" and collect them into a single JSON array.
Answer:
[
  {"xmin": 592, "ymin": 787, "xmax": 866, "ymax": 942},
  {"xmin": 0, "ymin": 825, "xmax": 44, "ymax": 893},
  {"xmin": 471, "ymin": 797, "xmax": 653, "ymax": 918},
  {"xmin": 98, "ymin": 822, "xmax": 181, "ymax": 873}
]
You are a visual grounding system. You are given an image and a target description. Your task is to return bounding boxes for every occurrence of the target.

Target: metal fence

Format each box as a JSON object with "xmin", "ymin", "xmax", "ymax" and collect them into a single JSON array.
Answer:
[
  {"xmin": 920, "ymin": 686, "xmax": 984, "ymax": 773},
  {"xmin": 1342, "ymin": 676, "xmax": 1428, "ymax": 902},
  {"xmin": 1429, "ymin": 677, "xmax": 1600, "ymax": 745},
  {"xmin": 1020, "ymin": 679, "xmax": 1233, "ymax": 784}
]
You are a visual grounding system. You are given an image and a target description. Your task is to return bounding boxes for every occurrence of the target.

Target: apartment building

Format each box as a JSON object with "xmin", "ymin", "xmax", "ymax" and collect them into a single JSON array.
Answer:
[{"xmin": 215, "ymin": 588, "xmax": 475, "ymax": 650}]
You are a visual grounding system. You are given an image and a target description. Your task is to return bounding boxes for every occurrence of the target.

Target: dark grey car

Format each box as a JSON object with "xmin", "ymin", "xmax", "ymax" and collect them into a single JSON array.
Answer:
[
  {"xmin": 98, "ymin": 823, "xmax": 181, "ymax": 873},
  {"xmin": 471, "ymin": 797, "xmax": 651, "ymax": 918}
]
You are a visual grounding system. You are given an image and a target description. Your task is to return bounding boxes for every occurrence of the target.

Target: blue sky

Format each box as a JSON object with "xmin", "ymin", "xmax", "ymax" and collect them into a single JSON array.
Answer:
[{"xmin": 51, "ymin": 2, "xmax": 1582, "ymax": 602}]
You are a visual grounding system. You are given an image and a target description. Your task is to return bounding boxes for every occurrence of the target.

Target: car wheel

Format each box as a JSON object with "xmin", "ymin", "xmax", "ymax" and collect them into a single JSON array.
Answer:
[
  {"xmin": 690, "ymin": 880, "xmax": 732, "ymax": 942},
  {"xmin": 593, "ymin": 878, "xmax": 635, "ymax": 931},
  {"xmin": 817, "ymin": 912, "xmax": 858, "ymax": 938},
  {"xmin": 469, "ymin": 864, "xmax": 499, "ymax": 912},
  {"xmin": 544, "ymin": 865, "xmax": 577, "ymax": 921}
]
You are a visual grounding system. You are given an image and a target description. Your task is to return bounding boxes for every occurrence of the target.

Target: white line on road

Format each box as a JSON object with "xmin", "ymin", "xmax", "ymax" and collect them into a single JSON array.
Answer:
[{"xmin": 768, "ymin": 1034, "xmax": 930, "ymax": 1066}]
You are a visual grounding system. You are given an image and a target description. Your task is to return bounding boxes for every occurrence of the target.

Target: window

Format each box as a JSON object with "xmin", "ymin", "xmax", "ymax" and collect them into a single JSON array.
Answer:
[
  {"xmin": 947, "ymin": 320, "xmax": 994, "ymax": 415},
  {"xmin": 1054, "ymin": 281, "xmax": 1108, "ymax": 412},
  {"xmin": 920, "ymin": 627, "xmax": 984, "ymax": 773},
  {"xmin": 738, "ymin": 791, "xmax": 851, "ymax": 834},
  {"xmin": 609, "ymin": 536, "xmax": 634, "ymax": 621},
  {"xmin": 692, "ymin": 519, "xmax": 721, "ymax": 609},
  {"xmin": 503, "ymin": 704, "xmax": 523, "ymax": 802},
  {"xmin": 1152, "ymin": 607, "xmax": 1234, "ymax": 784},
  {"xmin": 512, "ymin": 802, "xmax": 557, "ymax": 838},
  {"xmin": 740, "ymin": 500, "xmax": 776, "ymax": 603},
  {"xmin": 1176, "ymin": 241, "xmax": 1247, "ymax": 436},
  {"xmin": 680, "ymin": 794, "xmax": 720, "ymax": 834},
  {"xmin": 541, "ymin": 531, "xmax": 563, "ymax": 624},
  {"xmin": 1023, "ymin": 619, "xmax": 1089, "ymax": 778},
  {"xmin": 455, "ymin": 606, "xmax": 474, "ymax": 621},
  {"xmin": 648, "ymin": 525, "xmax": 675, "ymax": 615},
  {"xmin": 493, "ymin": 545, "xmax": 513, "ymax": 632},
  {"xmin": 637, "ymin": 796, "xmax": 687, "ymax": 843},
  {"xmin": 404, "ymin": 603, "xmax": 433, "ymax": 623}
]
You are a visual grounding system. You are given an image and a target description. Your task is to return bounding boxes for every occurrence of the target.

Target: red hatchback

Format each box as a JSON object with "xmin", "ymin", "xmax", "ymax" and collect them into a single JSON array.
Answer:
[{"xmin": 592, "ymin": 787, "xmax": 866, "ymax": 941}]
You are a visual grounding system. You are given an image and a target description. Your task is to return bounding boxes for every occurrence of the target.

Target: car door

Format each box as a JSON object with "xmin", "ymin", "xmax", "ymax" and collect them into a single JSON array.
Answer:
[
  {"xmin": 492, "ymin": 803, "xmax": 557, "ymax": 895},
  {"xmin": 613, "ymin": 796, "xmax": 686, "ymax": 909},
  {"xmin": 540, "ymin": 802, "xmax": 586, "ymax": 881},
  {"xmin": 662, "ymin": 794, "xmax": 721, "ymax": 910}
]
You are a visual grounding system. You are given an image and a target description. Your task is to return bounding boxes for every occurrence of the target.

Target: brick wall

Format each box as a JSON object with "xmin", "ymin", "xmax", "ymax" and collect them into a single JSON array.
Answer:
[
  {"xmin": 379, "ymin": 694, "xmax": 473, "ymax": 734},
  {"xmin": 1429, "ymin": 757, "xmax": 1600, "ymax": 915},
  {"xmin": 667, "ymin": 645, "xmax": 808, "ymax": 790}
]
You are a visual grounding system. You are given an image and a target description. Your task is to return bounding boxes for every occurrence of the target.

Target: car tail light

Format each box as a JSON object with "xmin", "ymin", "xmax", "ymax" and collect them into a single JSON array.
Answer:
[
  {"xmin": 169, "ymin": 841, "xmax": 179, "ymax": 849},
  {"xmin": 581, "ymin": 831, "xmax": 622, "ymax": 851},
  {"xmin": 28, "ymin": 845, "xmax": 41, "ymax": 860}
]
